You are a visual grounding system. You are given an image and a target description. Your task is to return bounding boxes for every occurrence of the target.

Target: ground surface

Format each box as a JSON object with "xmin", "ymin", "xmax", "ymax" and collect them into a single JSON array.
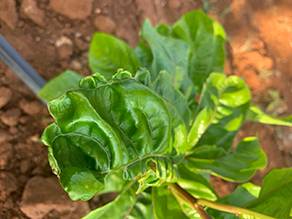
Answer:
[{"xmin": 0, "ymin": 0, "xmax": 292, "ymax": 218}]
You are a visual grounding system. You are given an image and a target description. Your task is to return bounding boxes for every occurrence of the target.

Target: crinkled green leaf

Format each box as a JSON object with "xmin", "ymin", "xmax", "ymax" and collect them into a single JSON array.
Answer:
[
  {"xmin": 42, "ymin": 70, "xmax": 187, "ymax": 200},
  {"xmin": 187, "ymin": 137, "xmax": 267, "ymax": 182},
  {"xmin": 89, "ymin": 33, "xmax": 140, "ymax": 79},
  {"xmin": 244, "ymin": 168, "xmax": 292, "ymax": 219},
  {"xmin": 152, "ymin": 186, "xmax": 188, "ymax": 219},
  {"xmin": 247, "ymin": 104, "xmax": 292, "ymax": 126},
  {"xmin": 97, "ymin": 170, "xmax": 125, "ymax": 195},
  {"xmin": 207, "ymin": 183, "xmax": 259, "ymax": 219},
  {"xmin": 38, "ymin": 70, "xmax": 84, "ymax": 101},
  {"xmin": 136, "ymin": 19, "xmax": 196, "ymax": 108},
  {"xmin": 173, "ymin": 10, "xmax": 226, "ymax": 92},
  {"xmin": 188, "ymin": 73, "xmax": 251, "ymax": 151},
  {"xmin": 176, "ymin": 163, "xmax": 218, "ymax": 201}
]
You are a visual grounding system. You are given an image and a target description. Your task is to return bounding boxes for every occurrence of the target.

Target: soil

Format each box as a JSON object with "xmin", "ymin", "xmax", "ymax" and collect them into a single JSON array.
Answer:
[{"xmin": 1, "ymin": 0, "xmax": 292, "ymax": 218}]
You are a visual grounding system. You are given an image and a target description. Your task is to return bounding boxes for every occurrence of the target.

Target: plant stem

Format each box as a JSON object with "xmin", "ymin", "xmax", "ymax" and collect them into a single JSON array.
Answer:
[
  {"xmin": 168, "ymin": 183, "xmax": 212, "ymax": 219},
  {"xmin": 197, "ymin": 199, "xmax": 275, "ymax": 219},
  {"xmin": 170, "ymin": 183, "xmax": 276, "ymax": 219}
]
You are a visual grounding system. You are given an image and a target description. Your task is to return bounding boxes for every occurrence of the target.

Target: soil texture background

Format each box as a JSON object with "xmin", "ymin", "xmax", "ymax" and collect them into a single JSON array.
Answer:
[{"xmin": 1, "ymin": 0, "xmax": 292, "ymax": 218}]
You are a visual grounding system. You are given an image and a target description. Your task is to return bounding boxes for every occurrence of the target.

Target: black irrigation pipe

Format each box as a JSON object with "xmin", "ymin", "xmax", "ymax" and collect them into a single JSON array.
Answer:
[{"xmin": 0, "ymin": 34, "xmax": 47, "ymax": 104}]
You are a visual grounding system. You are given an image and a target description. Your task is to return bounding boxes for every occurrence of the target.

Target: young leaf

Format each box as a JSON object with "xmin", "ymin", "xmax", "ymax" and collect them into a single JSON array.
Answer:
[
  {"xmin": 136, "ymin": 19, "xmax": 197, "ymax": 106},
  {"xmin": 42, "ymin": 70, "xmax": 186, "ymax": 200},
  {"xmin": 246, "ymin": 104, "xmax": 292, "ymax": 126},
  {"xmin": 89, "ymin": 33, "xmax": 140, "ymax": 79},
  {"xmin": 38, "ymin": 70, "xmax": 83, "ymax": 101},
  {"xmin": 186, "ymin": 137, "xmax": 267, "ymax": 182},
  {"xmin": 173, "ymin": 10, "xmax": 226, "ymax": 92},
  {"xmin": 188, "ymin": 73, "xmax": 251, "ymax": 151},
  {"xmin": 244, "ymin": 168, "xmax": 292, "ymax": 219},
  {"xmin": 152, "ymin": 186, "xmax": 189, "ymax": 219}
]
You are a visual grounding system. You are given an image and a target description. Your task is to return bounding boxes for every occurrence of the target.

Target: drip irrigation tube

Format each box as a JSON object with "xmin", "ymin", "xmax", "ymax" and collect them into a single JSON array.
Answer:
[{"xmin": 0, "ymin": 34, "xmax": 47, "ymax": 103}]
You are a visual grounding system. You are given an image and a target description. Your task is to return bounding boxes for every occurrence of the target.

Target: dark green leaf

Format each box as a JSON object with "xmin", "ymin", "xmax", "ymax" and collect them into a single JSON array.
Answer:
[
  {"xmin": 187, "ymin": 137, "xmax": 267, "ymax": 182},
  {"xmin": 89, "ymin": 33, "xmax": 140, "ymax": 79},
  {"xmin": 188, "ymin": 73, "xmax": 251, "ymax": 151},
  {"xmin": 246, "ymin": 104, "xmax": 292, "ymax": 126},
  {"xmin": 244, "ymin": 168, "xmax": 292, "ymax": 219},
  {"xmin": 173, "ymin": 10, "xmax": 226, "ymax": 92},
  {"xmin": 42, "ymin": 70, "xmax": 186, "ymax": 200},
  {"xmin": 152, "ymin": 186, "xmax": 188, "ymax": 219},
  {"xmin": 38, "ymin": 70, "xmax": 83, "ymax": 101}
]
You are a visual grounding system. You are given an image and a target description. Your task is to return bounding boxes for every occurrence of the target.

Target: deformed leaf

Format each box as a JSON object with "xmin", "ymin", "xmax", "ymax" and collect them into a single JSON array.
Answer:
[
  {"xmin": 246, "ymin": 104, "xmax": 292, "ymax": 127},
  {"xmin": 42, "ymin": 70, "xmax": 187, "ymax": 200},
  {"xmin": 188, "ymin": 73, "xmax": 251, "ymax": 151},
  {"xmin": 38, "ymin": 70, "xmax": 84, "ymax": 102},
  {"xmin": 89, "ymin": 33, "xmax": 140, "ymax": 79},
  {"xmin": 244, "ymin": 168, "xmax": 292, "ymax": 219},
  {"xmin": 186, "ymin": 137, "xmax": 267, "ymax": 182}
]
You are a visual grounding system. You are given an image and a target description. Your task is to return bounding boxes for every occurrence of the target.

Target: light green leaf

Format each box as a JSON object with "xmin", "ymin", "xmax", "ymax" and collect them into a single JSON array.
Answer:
[
  {"xmin": 188, "ymin": 73, "xmax": 251, "ymax": 151},
  {"xmin": 38, "ymin": 70, "xmax": 83, "ymax": 102},
  {"xmin": 42, "ymin": 70, "xmax": 185, "ymax": 200},
  {"xmin": 173, "ymin": 10, "xmax": 226, "ymax": 92},
  {"xmin": 187, "ymin": 137, "xmax": 267, "ymax": 182},
  {"xmin": 176, "ymin": 163, "xmax": 218, "ymax": 201},
  {"xmin": 89, "ymin": 33, "xmax": 140, "ymax": 79},
  {"xmin": 152, "ymin": 186, "xmax": 188, "ymax": 219},
  {"xmin": 247, "ymin": 104, "xmax": 292, "ymax": 126},
  {"xmin": 244, "ymin": 168, "xmax": 292, "ymax": 219}
]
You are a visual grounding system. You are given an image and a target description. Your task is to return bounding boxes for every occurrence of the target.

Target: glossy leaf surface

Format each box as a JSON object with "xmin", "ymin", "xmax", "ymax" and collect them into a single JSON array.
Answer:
[
  {"xmin": 38, "ymin": 70, "xmax": 83, "ymax": 101},
  {"xmin": 244, "ymin": 168, "xmax": 292, "ymax": 219},
  {"xmin": 173, "ymin": 10, "xmax": 226, "ymax": 92},
  {"xmin": 152, "ymin": 186, "xmax": 188, "ymax": 219},
  {"xmin": 42, "ymin": 70, "xmax": 186, "ymax": 200},
  {"xmin": 188, "ymin": 73, "xmax": 251, "ymax": 151},
  {"xmin": 187, "ymin": 137, "xmax": 267, "ymax": 182},
  {"xmin": 246, "ymin": 105, "xmax": 292, "ymax": 126},
  {"xmin": 89, "ymin": 33, "xmax": 140, "ymax": 79}
]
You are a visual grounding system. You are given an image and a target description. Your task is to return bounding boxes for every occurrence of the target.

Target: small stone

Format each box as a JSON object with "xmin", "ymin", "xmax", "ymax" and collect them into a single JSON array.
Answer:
[
  {"xmin": 94, "ymin": 8, "xmax": 101, "ymax": 14},
  {"xmin": 20, "ymin": 160, "xmax": 31, "ymax": 174},
  {"xmin": 19, "ymin": 100, "xmax": 42, "ymax": 116},
  {"xmin": 0, "ymin": 143, "xmax": 13, "ymax": 169},
  {"xmin": 0, "ymin": 172, "xmax": 18, "ymax": 201},
  {"xmin": 74, "ymin": 38, "xmax": 88, "ymax": 51},
  {"xmin": 0, "ymin": 0, "xmax": 18, "ymax": 29},
  {"xmin": 93, "ymin": 16, "xmax": 116, "ymax": 34},
  {"xmin": 0, "ymin": 129, "xmax": 12, "ymax": 144},
  {"xmin": 49, "ymin": 0, "xmax": 94, "ymax": 20},
  {"xmin": 70, "ymin": 60, "xmax": 82, "ymax": 70},
  {"xmin": 168, "ymin": 0, "xmax": 181, "ymax": 9},
  {"xmin": 0, "ymin": 87, "xmax": 12, "ymax": 109},
  {"xmin": 55, "ymin": 36, "xmax": 73, "ymax": 60},
  {"xmin": 20, "ymin": 176, "xmax": 90, "ymax": 219},
  {"xmin": 20, "ymin": 0, "xmax": 45, "ymax": 26},
  {"xmin": 0, "ymin": 108, "xmax": 21, "ymax": 127}
]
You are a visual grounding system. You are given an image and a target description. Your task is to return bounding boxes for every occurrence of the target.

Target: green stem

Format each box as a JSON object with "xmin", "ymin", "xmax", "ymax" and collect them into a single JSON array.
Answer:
[
  {"xmin": 170, "ymin": 183, "xmax": 276, "ymax": 219},
  {"xmin": 197, "ymin": 199, "xmax": 275, "ymax": 219}
]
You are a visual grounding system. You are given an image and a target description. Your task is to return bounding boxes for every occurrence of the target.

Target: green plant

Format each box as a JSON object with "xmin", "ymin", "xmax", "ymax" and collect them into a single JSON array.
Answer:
[{"xmin": 39, "ymin": 10, "xmax": 292, "ymax": 219}]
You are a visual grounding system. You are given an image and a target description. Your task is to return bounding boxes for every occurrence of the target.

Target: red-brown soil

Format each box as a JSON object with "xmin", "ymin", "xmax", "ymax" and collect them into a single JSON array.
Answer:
[{"xmin": 0, "ymin": 0, "xmax": 292, "ymax": 218}]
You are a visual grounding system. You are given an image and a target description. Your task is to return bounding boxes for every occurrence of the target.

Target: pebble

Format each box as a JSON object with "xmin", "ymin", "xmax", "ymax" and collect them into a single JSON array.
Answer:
[
  {"xmin": 20, "ymin": 0, "xmax": 45, "ymax": 26},
  {"xmin": 0, "ymin": 108, "xmax": 21, "ymax": 127},
  {"xmin": 0, "ymin": 0, "xmax": 18, "ymax": 29},
  {"xmin": 0, "ymin": 87, "xmax": 12, "ymax": 109},
  {"xmin": 74, "ymin": 38, "xmax": 88, "ymax": 51},
  {"xmin": 0, "ymin": 129, "xmax": 12, "ymax": 144},
  {"xmin": 93, "ymin": 16, "xmax": 116, "ymax": 34},
  {"xmin": 20, "ymin": 176, "xmax": 90, "ymax": 219},
  {"xmin": 0, "ymin": 143, "xmax": 13, "ymax": 169},
  {"xmin": 49, "ymin": 0, "xmax": 94, "ymax": 20},
  {"xmin": 19, "ymin": 100, "xmax": 42, "ymax": 116},
  {"xmin": 55, "ymin": 36, "xmax": 73, "ymax": 60},
  {"xmin": 0, "ymin": 172, "xmax": 18, "ymax": 201}
]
